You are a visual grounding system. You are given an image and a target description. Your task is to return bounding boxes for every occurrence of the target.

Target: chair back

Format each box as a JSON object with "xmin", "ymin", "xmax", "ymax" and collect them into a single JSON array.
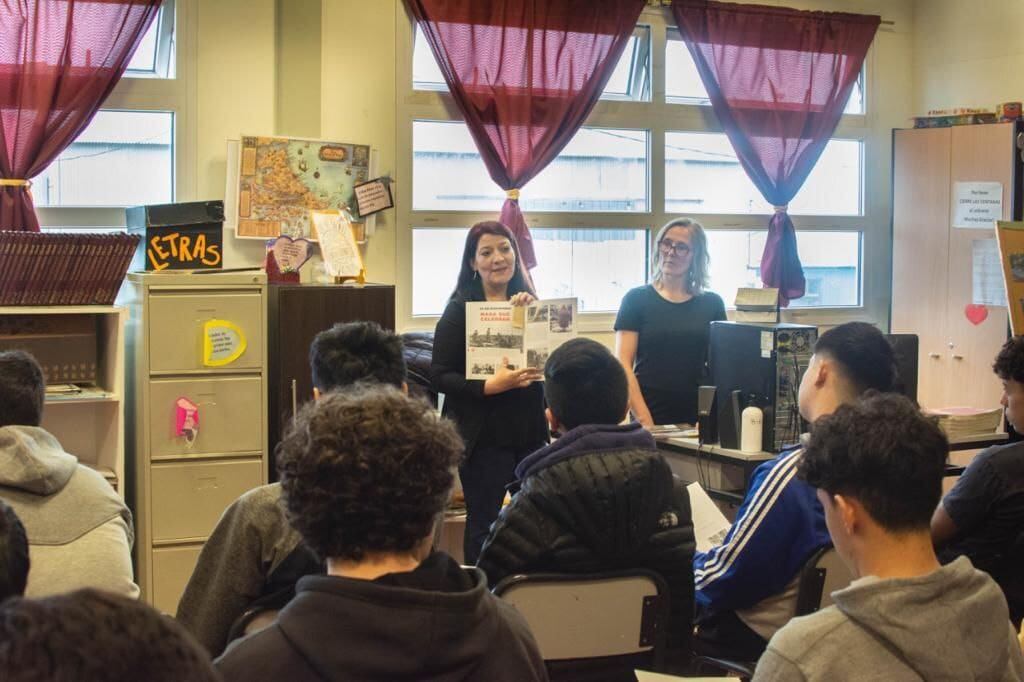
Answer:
[
  {"xmin": 795, "ymin": 546, "xmax": 853, "ymax": 616},
  {"xmin": 493, "ymin": 570, "xmax": 669, "ymax": 670}
]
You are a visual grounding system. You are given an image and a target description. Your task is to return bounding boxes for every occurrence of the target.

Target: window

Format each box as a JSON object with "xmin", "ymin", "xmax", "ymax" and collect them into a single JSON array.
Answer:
[
  {"xmin": 413, "ymin": 121, "xmax": 649, "ymax": 212},
  {"xmin": 413, "ymin": 227, "xmax": 648, "ymax": 316},
  {"xmin": 35, "ymin": 111, "xmax": 174, "ymax": 208},
  {"xmin": 399, "ymin": 6, "xmax": 876, "ymax": 326},
  {"xmin": 706, "ymin": 230, "xmax": 861, "ymax": 308},
  {"xmin": 37, "ymin": 0, "xmax": 190, "ymax": 231}
]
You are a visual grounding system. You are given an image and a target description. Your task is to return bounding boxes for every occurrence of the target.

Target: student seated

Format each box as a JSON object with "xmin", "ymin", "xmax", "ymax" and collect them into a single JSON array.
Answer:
[
  {"xmin": 477, "ymin": 338, "xmax": 696, "ymax": 662},
  {"xmin": 0, "ymin": 499, "xmax": 29, "ymax": 602},
  {"xmin": 932, "ymin": 336, "xmax": 1024, "ymax": 627},
  {"xmin": 754, "ymin": 392, "xmax": 1024, "ymax": 681},
  {"xmin": 693, "ymin": 322, "xmax": 897, "ymax": 660},
  {"xmin": 214, "ymin": 386, "xmax": 547, "ymax": 681},
  {"xmin": 0, "ymin": 351, "xmax": 137, "ymax": 598},
  {"xmin": 0, "ymin": 588, "xmax": 219, "ymax": 682},
  {"xmin": 177, "ymin": 320, "xmax": 407, "ymax": 656}
]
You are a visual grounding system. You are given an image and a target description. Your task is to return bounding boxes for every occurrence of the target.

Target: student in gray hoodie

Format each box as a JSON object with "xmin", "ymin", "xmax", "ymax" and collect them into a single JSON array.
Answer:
[
  {"xmin": 0, "ymin": 351, "xmax": 137, "ymax": 598},
  {"xmin": 754, "ymin": 392, "xmax": 1024, "ymax": 681}
]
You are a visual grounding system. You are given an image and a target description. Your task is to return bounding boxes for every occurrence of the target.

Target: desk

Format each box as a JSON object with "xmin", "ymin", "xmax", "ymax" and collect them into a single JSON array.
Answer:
[{"xmin": 655, "ymin": 437, "xmax": 774, "ymax": 505}]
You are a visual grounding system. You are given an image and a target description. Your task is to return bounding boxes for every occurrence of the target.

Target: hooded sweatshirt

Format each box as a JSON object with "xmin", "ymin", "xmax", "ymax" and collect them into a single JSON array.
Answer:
[
  {"xmin": 0, "ymin": 425, "xmax": 138, "ymax": 598},
  {"xmin": 215, "ymin": 551, "xmax": 548, "ymax": 682},
  {"xmin": 753, "ymin": 557, "xmax": 1024, "ymax": 681}
]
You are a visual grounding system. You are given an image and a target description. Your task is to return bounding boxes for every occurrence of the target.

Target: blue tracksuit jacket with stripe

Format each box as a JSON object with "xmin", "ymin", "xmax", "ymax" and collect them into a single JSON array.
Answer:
[{"xmin": 693, "ymin": 446, "xmax": 830, "ymax": 613}]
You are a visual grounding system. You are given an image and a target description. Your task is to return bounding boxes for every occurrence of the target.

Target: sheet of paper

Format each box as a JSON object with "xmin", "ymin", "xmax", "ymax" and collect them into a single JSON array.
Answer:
[
  {"xmin": 311, "ymin": 210, "xmax": 363, "ymax": 278},
  {"xmin": 687, "ymin": 482, "xmax": 732, "ymax": 554},
  {"xmin": 953, "ymin": 181, "xmax": 1003, "ymax": 229},
  {"xmin": 353, "ymin": 177, "xmax": 394, "ymax": 217},
  {"xmin": 972, "ymin": 238, "xmax": 1007, "ymax": 307}
]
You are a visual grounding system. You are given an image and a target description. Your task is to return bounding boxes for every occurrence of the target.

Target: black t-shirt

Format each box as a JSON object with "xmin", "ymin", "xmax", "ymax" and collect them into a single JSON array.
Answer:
[
  {"xmin": 941, "ymin": 441, "xmax": 1024, "ymax": 574},
  {"xmin": 614, "ymin": 285, "xmax": 726, "ymax": 425}
]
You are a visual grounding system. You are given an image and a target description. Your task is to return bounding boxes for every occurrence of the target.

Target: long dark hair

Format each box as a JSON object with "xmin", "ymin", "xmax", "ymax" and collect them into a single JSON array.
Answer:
[{"xmin": 450, "ymin": 221, "xmax": 536, "ymax": 301}]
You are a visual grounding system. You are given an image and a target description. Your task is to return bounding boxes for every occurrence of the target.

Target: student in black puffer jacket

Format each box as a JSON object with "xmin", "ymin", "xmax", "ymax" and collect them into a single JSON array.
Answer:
[{"xmin": 477, "ymin": 338, "xmax": 696, "ymax": 669}]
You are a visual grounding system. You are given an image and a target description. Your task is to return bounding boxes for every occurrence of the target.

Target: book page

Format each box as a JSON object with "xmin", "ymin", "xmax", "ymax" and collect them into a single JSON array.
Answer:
[
  {"xmin": 687, "ymin": 482, "xmax": 732, "ymax": 554},
  {"xmin": 465, "ymin": 302, "xmax": 525, "ymax": 379},
  {"xmin": 523, "ymin": 297, "xmax": 578, "ymax": 372}
]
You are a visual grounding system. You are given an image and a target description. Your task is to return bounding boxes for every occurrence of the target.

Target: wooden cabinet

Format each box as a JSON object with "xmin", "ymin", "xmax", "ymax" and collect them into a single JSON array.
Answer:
[
  {"xmin": 891, "ymin": 123, "xmax": 1019, "ymax": 411},
  {"xmin": 0, "ymin": 306, "xmax": 127, "ymax": 495},
  {"xmin": 126, "ymin": 272, "xmax": 268, "ymax": 614},
  {"xmin": 267, "ymin": 283, "xmax": 395, "ymax": 478}
]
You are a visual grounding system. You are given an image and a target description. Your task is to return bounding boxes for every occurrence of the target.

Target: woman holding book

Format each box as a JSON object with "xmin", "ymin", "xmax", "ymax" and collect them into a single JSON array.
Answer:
[
  {"xmin": 615, "ymin": 217, "xmax": 726, "ymax": 428},
  {"xmin": 431, "ymin": 221, "xmax": 547, "ymax": 564}
]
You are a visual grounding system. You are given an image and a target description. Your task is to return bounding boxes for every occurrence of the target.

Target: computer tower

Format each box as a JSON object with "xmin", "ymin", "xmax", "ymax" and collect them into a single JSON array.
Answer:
[{"xmin": 710, "ymin": 321, "xmax": 818, "ymax": 452}]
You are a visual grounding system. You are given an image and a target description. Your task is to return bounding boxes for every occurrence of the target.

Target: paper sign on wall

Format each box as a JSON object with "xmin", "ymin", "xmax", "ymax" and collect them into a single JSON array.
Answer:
[
  {"xmin": 954, "ymin": 182, "xmax": 1003, "ymax": 229},
  {"xmin": 311, "ymin": 209, "xmax": 364, "ymax": 280},
  {"xmin": 203, "ymin": 319, "xmax": 247, "ymax": 367}
]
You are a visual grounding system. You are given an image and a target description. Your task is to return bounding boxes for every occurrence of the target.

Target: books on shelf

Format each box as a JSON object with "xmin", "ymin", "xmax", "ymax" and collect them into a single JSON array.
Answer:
[
  {"xmin": 926, "ymin": 406, "xmax": 1003, "ymax": 440},
  {"xmin": 0, "ymin": 232, "xmax": 140, "ymax": 306}
]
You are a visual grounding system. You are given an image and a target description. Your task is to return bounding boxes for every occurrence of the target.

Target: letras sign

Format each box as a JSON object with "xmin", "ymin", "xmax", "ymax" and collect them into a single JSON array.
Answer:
[{"xmin": 145, "ymin": 226, "xmax": 223, "ymax": 271}]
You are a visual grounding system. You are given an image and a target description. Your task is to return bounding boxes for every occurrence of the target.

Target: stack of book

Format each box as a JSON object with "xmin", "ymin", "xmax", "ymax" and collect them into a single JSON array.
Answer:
[
  {"xmin": 926, "ymin": 406, "xmax": 1003, "ymax": 440},
  {"xmin": 913, "ymin": 107, "xmax": 997, "ymax": 128},
  {"xmin": 0, "ymin": 232, "xmax": 140, "ymax": 306}
]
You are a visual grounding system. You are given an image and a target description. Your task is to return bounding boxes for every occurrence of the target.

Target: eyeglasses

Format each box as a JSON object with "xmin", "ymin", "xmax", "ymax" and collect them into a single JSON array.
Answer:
[{"xmin": 658, "ymin": 239, "xmax": 691, "ymax": 256}]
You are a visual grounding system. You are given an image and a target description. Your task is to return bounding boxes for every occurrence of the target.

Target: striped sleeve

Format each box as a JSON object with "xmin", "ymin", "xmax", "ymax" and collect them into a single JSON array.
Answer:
[{"xmin": 693, "ymin": 448, "xmax": 811, "ymax": 612}]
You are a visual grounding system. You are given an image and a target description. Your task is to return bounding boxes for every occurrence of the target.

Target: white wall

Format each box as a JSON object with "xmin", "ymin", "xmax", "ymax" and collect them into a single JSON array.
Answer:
[{"xmin": 913, "ymin": 0, "xmax": 1024, "ymax": 114}]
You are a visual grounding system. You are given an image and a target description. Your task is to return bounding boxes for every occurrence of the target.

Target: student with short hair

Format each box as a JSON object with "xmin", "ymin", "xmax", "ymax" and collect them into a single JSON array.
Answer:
[
  {"xmin": 478, "ymin": 338, "xmax": 695, "ymax": 665},
  {"xmin": 215, "ymin": 386, "xmax": 547, "ymax": 682},
  {"xmin": 0, "ymin": 588, "xmax": 220, "ymax": 682},
  {"xmin": 754, "ymin": 392, "xmax": 1024, "ymax": 681},
  {"xmin": 932, "ymin": 336, "xmax": 1024, "ymax": 626},
  {"xmin": 693, "ymin": 322, "xmax": 898, "ymax": 660},
  {"xmin": 0, "ymin": 499, "xmax": 29, "ymax": 602},
  {"xmin": 0, "ymin": 350, "xmax": 137, "ymax": 598},
  {"xmin": 177, "ymin": 320, "xmax": 408, "ymax": 656}
]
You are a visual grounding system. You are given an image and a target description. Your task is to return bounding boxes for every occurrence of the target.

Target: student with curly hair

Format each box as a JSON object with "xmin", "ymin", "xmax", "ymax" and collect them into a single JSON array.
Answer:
[
  {"xmin": 932, "ymin": 336, "xmax": 1024, "ymax": 627},
  {"xmin": 0, "ymin": 499, "xmax": 29, "ymax": 602},
  {"xmin": 177, "ymin": 320, "xmax": 407, "ymax": 656},
  {"xmin": 0, "ymin": 588, "xmax": 219, "ymax": 682},
  {"xmin": 754, "ymin": 393, "xmax": 1024, "ymax": 681},
  {"xmin": 214, "ymin": 386, "xmax": 547, "ymax": 682}
]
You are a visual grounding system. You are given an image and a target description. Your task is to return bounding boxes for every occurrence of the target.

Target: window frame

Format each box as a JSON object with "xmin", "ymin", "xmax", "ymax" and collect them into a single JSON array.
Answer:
[
  {"xmin": 35, "ymin": 0, "xmax": 197, "ymax": 231},
  {"xmin": 396, "ymin": 4, "xmax": 883, "ymax": 332}
]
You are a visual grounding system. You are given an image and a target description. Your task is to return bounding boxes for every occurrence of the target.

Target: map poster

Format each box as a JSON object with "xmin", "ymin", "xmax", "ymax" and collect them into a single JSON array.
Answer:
[{"xmin": 236, "ymin": 135, "xmax": 371, "ymax": 240}]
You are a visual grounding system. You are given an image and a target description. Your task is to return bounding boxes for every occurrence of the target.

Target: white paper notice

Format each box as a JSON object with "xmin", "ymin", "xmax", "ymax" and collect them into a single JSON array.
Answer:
[
  {"xmin": 311, "ymin": 210, "xmax": 363, "ymax": 278},
  {"xmin": 972, "ymin": 238, "xmax": 1008, "ymax": 307},
  {"xmin": 954, "ymin": 182, "xmax": 1003, "ymax": 229},
  {"xmin": 687, "ymin": 482, "xmax": 732, "ymax": 553}
]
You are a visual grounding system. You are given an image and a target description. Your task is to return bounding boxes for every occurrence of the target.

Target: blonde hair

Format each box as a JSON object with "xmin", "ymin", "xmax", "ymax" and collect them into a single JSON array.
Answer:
[{"xmin": 652, "ymin": 217, "xmax": 709, "ymax": 295}]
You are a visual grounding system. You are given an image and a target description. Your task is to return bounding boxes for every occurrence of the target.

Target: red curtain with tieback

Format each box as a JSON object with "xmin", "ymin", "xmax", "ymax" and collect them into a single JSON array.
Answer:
[
  {"xmin": 406, "ymin": 0, "xmax": 646, "ymax": 269},
  {"xmin": 0, "ymin": 0, "xmax": 162, "ymax": 231},
  {"xmin": 672, "ymin": 0, "xmax": 879, "ymax": 304}
]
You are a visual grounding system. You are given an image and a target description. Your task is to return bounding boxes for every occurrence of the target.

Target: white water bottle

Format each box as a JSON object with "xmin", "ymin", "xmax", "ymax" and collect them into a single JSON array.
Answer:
[{"xmin": 741, "ymin": 403, "xmax": 764, "ymax": 453}]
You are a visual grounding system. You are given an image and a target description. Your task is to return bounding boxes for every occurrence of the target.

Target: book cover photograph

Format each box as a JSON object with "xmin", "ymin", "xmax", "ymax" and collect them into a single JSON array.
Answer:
[{"xmin": 465, "ymin": 297, "xmax": 577, "ymax": 379}]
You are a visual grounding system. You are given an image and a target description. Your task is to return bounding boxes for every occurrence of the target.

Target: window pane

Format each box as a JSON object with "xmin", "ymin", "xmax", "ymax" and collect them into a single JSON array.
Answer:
[
  {"xmin": 705, "ymin": 230, "xmax": 861, "ymax": 308},
  {"xmin": 414, "ymin": 121, "xmax": 648, "ymax": 212},
  {"xmin": 665, "ymin": 133, "xmax": 861, "ymax": 216},
  {"xmin": 412, "ymin": 227, "xmax": 648, "ymax": 316},
  {"xmin": 126, "ymin": 4, "xmax": 174, "ymax": 78},
  {"xmin": 35, "ymin": 111, "xmax": 174, "ymax": 208},
  {"xmin": 127, "ymin": 13, "xmax": 159, "ymax": 72},
  {"xmin": 665, "ymin": 32, "xmax": 864, "ymax": 113},
  {"xmin": 413, "ymin": 25, "xmax": 650, "ymax": 101}
]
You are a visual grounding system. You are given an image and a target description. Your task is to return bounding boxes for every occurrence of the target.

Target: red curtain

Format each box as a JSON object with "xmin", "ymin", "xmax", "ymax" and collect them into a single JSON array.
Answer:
[
  {"xmin": 0, "ymin": 0, "xmax": 162, "ymax": 232},
  {"xmin": 406, "ymin": 0, "xmax": 645, "ymax": 268},
  {"xmin": 672, "ymin": 0, "xmax": 879, "ymax": 304}
]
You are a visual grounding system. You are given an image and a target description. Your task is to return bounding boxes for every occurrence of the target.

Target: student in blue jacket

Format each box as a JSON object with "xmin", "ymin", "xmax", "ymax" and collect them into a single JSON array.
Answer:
[{"xmin": 693, "ymin": 322, "xmax": 900, "ymax": 661}]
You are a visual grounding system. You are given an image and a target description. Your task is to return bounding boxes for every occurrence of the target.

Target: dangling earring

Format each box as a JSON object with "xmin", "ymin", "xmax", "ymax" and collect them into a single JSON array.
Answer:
[{"xmin": 473, "ymin": 270, "xmax": 478, "ymax": 280}]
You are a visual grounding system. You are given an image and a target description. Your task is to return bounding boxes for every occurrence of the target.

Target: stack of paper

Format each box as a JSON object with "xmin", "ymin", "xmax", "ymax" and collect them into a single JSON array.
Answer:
[{"xmin": 926, "ymin": 407, "xmax": 1003, "ymax": 440}]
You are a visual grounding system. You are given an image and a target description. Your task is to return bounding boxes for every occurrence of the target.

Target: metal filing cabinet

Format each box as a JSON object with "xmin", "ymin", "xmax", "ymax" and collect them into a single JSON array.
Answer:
[{"xmin": 126, "ymin": 271, "xmax": 268, "ymax": 614}]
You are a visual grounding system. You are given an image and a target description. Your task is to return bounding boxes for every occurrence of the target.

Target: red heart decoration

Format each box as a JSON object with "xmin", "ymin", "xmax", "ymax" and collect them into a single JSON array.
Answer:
[{"xmin": 965, "ymin": 304, "xmax": 988, "ymax": 325}]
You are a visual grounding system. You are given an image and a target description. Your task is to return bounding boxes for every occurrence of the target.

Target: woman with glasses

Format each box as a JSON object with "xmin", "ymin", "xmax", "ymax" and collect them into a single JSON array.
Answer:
[{"xmin": 614, "ymin": 218, "xmax": 726, "ymax": 427}]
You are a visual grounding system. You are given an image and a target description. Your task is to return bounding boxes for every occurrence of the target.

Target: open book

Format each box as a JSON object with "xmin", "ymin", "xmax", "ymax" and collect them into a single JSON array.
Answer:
[{"xmin": 465, "ymin": 297, "xmax": 577, "ymax": 380}]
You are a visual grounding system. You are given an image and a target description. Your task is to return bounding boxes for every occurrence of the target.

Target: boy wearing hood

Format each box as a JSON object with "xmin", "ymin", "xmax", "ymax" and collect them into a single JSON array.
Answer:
[
  {"xmin": 215, "ymin": 385, "xmax": 547, "ymax": 682},
  {"xmin": 753, "ymin": 392, "xmax": 1024, "ymax": 681},
  {"xmin": 477, "ymin": 338, "xmax": 696, "ymax": 663},
  {"xmin": 0, "ymin": 350, "xmax": 137, "ymax": 598}
]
